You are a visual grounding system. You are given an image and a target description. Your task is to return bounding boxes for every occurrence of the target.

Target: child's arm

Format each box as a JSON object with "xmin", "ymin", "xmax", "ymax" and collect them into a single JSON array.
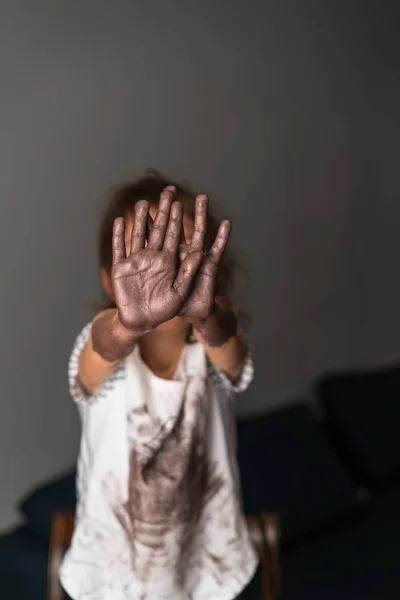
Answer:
[
  {"xmin": 177, "ymin": 195, "xmax": 245, "ymax": 381},
  {"xmin": 77, "ymin": 309, "xmax": 141, "ymax": 396},
  {"xmin": 78, "ymin": 188, "xmax": 202, "ymax": 397},
  {"xmin": 192, "ymin": 297, "xmax": 246, "ymax": 383}
]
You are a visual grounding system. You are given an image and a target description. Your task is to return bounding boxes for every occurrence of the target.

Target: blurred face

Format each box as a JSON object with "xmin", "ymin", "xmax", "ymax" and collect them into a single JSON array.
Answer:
[{"xmin": 101, "ymin": 202, "xmax": 195, "ymax": 334}]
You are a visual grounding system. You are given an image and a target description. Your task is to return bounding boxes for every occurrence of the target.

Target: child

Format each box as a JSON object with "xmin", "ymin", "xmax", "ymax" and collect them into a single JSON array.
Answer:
[{"xmin": 60, "ymin": 171, "xmax": 258, "ymax": 600}]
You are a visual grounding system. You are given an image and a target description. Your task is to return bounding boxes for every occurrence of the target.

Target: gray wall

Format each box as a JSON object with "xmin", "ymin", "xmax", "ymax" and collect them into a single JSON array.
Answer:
[{"xmin": 1, "ymin": 0, "xmax": 399, "ymax": 530}]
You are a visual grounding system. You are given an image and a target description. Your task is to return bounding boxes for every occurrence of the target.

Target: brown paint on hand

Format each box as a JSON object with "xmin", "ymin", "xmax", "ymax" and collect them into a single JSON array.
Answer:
[
  {"xmin": 111, "ymin": 189, "xmax": 203, "ymax": 334},
  {"xmin": 192, "ymin": 297, "xmax": 238, "ymax": 347},
  {"xmin": 177, "ymin": 196, "xmax": 232, "ymax": 327}
]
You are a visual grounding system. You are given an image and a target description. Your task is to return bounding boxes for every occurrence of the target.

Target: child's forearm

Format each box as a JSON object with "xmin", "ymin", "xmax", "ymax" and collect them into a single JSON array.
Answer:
[
  {"xmin": 78, "ymin": 309, "xmax": 143, "ymax": 395},
  {"xmin": 193, "ymin": 298, "xmax": 246, "ymax": 382}
]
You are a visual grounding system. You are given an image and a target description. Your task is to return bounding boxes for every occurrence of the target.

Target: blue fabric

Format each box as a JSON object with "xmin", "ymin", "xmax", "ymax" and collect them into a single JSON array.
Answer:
[
  {"xmin": 237, "ymin": 404, "xmax": 362, "ymax": 545},
  {"xmin": 281, "ymin": 489, "xmax": 400, "ymax": 599},
  {"xmin": 19, "ymin": 469, "xmax": 76, "ymax": 538},
  {"xmin": 318, "ymin": 364, "xmax": 400, "ymax": 486},
  {"xmin": 0, "ymin": 526, "xmax": 49, "ymax": 600}
]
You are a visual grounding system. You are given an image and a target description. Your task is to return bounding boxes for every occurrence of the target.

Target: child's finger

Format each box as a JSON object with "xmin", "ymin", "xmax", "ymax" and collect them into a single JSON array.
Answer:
[
  {"xmin": 130, "ymin": 200, "xmax": 150, "ymax": 253},
  {"xmin": 163, "ymin": 201, "xmax": 183, "ymax": 254},
  {"xmin": 173, "ymin": 251, "xmax": 203, "ymax": 301},
  {"xmin": 178, "ymin": 217, "xmax": 187, "ymax": 261},
  {"xmin": 112, "ymin": 217, "xmax": 126, "ymax": 265},
  {"xmin": 179, "ymin": 219, "xmax": 187, "ymax": 245},
  {"xmin": 191, "ymin": 194, "xmax": 208, "ymax": 250},
  {"xmin": 148, "ymin": 187, "xmax": 176, "ymax": 250},
  {"xmin": 146, "ymin": 214, "xmax": 154, "ymax": 244},
  {"xmin": 208, "ymin": 219, "xmax": 231, "ymax": 265}
]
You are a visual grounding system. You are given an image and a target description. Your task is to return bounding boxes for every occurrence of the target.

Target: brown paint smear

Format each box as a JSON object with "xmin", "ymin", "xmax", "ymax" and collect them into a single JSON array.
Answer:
[
  {"xmin": 114, "ymin": 392, "xmax": 224, "ymax": 585},
  {"xmin": 72, "ymin": 381, "xmax": 246, "ymax": 597}
]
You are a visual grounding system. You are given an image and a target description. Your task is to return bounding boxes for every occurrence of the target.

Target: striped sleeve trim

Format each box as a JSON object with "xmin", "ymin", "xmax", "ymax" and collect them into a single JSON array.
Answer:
[
  {"xmin": 207, "ymin": 343, "xmax": 254, "ymax": 396},
  {"xmin": 68, "ymin": 322, "xmax": 126, "ymax": 405}
]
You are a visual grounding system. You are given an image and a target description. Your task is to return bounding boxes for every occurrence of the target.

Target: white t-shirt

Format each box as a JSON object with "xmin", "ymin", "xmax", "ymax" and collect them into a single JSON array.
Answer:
[{"xmin": 60, "ymin": 323, "xmax": 257, "ymax": 600}]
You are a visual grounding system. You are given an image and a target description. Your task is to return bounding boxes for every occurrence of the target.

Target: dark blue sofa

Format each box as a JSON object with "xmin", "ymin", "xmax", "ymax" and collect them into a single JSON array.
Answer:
[{"xmin": 1, "ymin": 362, "xmax": 400, "ymax": 599}]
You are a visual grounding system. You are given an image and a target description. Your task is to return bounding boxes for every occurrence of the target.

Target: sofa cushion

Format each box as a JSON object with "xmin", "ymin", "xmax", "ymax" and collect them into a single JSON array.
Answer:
[
  {"xmin": 19, "ymin": 470, "xmax": 76, "ymax": 539},
  {"xmin": 0, "ymin": 526, "xmax": 49, "ymax": 600},
  {"xmin": 317, "ymin": 364, "xmax": 400, "ymax": 486},
  {"xmin": 237, "ymin": 404, "xmax": 363, "ymax": 545},
  {"xmin": 282, "ymin": 491, "xmax": 400, "ymax": 600}
]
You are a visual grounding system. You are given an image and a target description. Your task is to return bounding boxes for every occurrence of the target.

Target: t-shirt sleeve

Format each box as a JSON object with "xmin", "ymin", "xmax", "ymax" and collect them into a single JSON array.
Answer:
[
  {"xmin": 68, "ymin": 322, "xmax": 125, "ymax": 406},
  {"xmin": 207, "ymin": 342, "xmax": 254, "ymax": 396}
]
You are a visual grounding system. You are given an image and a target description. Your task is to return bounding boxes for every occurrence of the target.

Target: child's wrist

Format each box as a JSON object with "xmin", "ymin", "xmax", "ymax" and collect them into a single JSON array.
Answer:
[
  {"xmin": 192, "ymin": 298, "xmax": 237, "ymax": 347},
  {"xmin": 92, "ymin": 310, "xmax": 148, "ymax": 362},
  {"xmin": 113, "ymin": 310, "xmax": 151, "ymax": 342}
]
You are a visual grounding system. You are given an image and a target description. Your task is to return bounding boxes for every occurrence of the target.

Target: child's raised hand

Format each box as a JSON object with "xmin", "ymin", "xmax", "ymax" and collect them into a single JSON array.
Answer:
[
  {"xmin": 178, "ymin": 195, "xmax": 232, "ymax": 324},
  {"xmin": 111, "ymin": 188, "xmax": 202, "ymax": 333}
]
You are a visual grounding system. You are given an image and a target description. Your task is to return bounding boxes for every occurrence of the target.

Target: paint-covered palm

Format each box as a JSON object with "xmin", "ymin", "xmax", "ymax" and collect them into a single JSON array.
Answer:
[{"xmin": 111, "ymin": 188, "xmax": 202, "ymax": 333}]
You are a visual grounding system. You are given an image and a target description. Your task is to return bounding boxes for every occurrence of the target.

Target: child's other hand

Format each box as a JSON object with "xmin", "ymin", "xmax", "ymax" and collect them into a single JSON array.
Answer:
[
  {"xmin": 111, "ymin": 188, "xmax": 202, "ymax": 333},
  {"xmin": 178, "ymin": 195, "xmax": 231, "ymax": 324}
]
